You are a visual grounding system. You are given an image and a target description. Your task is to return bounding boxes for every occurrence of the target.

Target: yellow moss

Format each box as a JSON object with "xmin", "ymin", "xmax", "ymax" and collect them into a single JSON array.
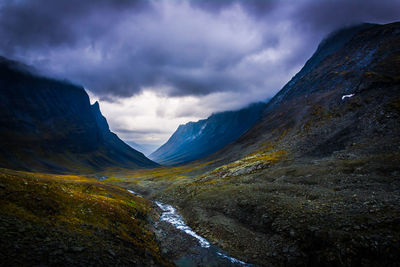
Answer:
[
  {"xmin": 0, "ymin": 168, "xmax": 169, "ymax": 265},
  {"xmin": 185, "ymin": 179, "xmax": 218, "ymax": 187},
  {"xmin": 210, "ymin": 150, "xmax": 288, "ymax": 178},
  {"xmin": 106, "ymin": 160, "xmax": 216, "ymax": 184}
]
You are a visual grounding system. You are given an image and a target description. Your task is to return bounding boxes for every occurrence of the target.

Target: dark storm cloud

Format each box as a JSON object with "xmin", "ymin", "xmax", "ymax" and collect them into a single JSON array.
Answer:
[
  {"xmin": 0, "ymin": 0, "xmax": 399, "ymax": 100},
  {"xmin": 193, "ymin": 0, "xmax": 279, "ymax": 16},
  {"xmin": 293, "ymin": 0, "xmax": 400, "ymax": 32},
  {"xmin": 0, "ymin": 0, "xmax": 148, "ymax": 51}
]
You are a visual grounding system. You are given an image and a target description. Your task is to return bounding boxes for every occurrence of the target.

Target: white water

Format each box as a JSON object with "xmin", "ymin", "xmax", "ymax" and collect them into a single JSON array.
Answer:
[{"xmin": 155, "ymin": 201, "xmax": 211, "ymax": 248}]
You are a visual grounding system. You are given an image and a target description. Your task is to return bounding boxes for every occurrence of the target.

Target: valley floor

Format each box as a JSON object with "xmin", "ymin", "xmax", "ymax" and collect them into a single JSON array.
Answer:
[
  {"xmin": 108, "ymin": 153, "xmax": 400, "ymax": 266},
  {"xmin": 1, "ymin": 151, "xmax": 399, "ymax": 267}
]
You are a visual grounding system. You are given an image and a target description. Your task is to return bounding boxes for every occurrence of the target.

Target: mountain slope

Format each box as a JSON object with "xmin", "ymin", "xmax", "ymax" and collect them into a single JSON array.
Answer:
[
  {"xmin": 149, "ymin": 102, "xmax": 266, "ymax": 166},
  {"xmin": 200, "ymin": 22, "xmax": 400, "ymax": 168},
  {"xmin": 0, "ymin": 57, "xmax": 158, "ymax": 172}
]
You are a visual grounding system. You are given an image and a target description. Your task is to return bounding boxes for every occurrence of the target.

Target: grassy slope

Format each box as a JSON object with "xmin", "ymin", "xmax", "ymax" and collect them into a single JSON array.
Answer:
[{"xmin": 0, "ymin": 168, "xmax": 172, "ymax": 266}]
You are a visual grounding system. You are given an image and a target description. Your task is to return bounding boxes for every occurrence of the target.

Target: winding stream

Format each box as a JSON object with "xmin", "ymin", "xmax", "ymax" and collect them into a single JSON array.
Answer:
[
  {"xmin": 155, "ymin": 201, "xmax": 211, "ymax": 248},
  {"xmin": 127, "ymin": 189, "xmax": 251, "ymax": 267}
]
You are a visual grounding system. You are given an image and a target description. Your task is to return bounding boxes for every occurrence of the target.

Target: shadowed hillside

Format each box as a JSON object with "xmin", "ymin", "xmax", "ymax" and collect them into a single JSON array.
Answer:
[{"xmin": 0, "ymin": 57, "xmax": 158, "ymax": 172}]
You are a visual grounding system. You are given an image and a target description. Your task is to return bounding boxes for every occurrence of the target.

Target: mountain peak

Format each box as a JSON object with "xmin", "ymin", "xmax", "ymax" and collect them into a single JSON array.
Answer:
[
  {"xmin": 91, "ymin": 101, "xmax": 110, "ymax": 133},
  {"xmin": 92, "ymin": 100, "xmax": 100, "ymax": 109}
]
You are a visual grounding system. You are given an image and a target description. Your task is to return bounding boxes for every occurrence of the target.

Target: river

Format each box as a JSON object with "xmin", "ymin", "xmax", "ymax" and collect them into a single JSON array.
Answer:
[{"xmin": 127, "ymin": 189, "xmax": 253, "ymax": 267}]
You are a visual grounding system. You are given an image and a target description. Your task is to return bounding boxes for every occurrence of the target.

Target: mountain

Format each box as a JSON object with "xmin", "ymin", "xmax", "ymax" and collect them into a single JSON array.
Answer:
[
  {"xmin": 149, "ymin": 102, "xmax": 266, "ymax": 165},
  {"xmin": 123, "ymin": 23, "xmax": 400, "ymax": 266},
  {"xmin": 202, "ymin": 22, "xmax": 400, "ymax": 167},
  {"xmin": 126, "ymin": 141, "xmax": 159, "ymax": 157},
  {"xmin": 0, "ymin": 56, "xmax": 158, "ymax": 172}
]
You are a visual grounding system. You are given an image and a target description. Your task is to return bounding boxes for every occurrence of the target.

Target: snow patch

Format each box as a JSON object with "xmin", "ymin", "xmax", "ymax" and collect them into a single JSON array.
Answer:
[{"xmin": 342, "ymin": 93, "xmax": 355, "ymax": 100}]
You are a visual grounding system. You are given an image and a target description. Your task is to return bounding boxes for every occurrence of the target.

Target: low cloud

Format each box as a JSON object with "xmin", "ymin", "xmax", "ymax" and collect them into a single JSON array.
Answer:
[{"xmin": 1, "ymin": 0, "xmax": 398, "ymax": 146}]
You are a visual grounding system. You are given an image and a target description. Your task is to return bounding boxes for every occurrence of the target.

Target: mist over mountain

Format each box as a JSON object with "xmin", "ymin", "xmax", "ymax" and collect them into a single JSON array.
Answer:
[
  {"xmin": 0, "ymin": 57, "xmax": 158, "ymax": 172},
  {"xmin": 202, "ymin": 22, "xmax": 400, "ymax": 167},
  {"xmin": 126, "ymin": 141, "xmax": 159, "ymax": 157}
]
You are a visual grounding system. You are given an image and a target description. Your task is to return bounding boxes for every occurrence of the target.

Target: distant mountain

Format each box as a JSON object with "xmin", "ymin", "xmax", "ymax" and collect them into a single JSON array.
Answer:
[
  {"xmin": 0, "ymin": 56, "xmax": 158, "ymax": 172},
  {"xmin": 149, "ymin": 102, "xmax": 266, "ymax": 165},
  {"xmin": 126, "ymin": 141, "xmax": 159, "ymax": 156}
]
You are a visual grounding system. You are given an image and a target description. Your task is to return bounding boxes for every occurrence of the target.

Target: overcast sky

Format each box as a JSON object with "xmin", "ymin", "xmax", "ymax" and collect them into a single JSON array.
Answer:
[{"xmin": 1, "ymin": 0, "xmax": 399, "ymax": 149}]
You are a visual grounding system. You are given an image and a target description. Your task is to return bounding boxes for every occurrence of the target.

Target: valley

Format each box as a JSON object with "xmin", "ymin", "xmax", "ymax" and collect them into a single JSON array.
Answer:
[
  {"xmin": 105, "ymin": 22, "xmax": 400, "ymax": 266},
  {"xmin": 0, "ymin": 19, "xmax": 399, "ymax": 267}
]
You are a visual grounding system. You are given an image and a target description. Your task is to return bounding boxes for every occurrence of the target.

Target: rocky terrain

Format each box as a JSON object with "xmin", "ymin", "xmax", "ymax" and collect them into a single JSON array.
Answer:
[{"xmin": 108, "ymin": 22, "xmax": 400, "ymax": 266}]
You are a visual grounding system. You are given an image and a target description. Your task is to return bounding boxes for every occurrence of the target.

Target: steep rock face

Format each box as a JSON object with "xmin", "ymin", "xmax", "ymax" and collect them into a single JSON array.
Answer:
[
  {"xmin": 149, "ymin": 102, "xmax": 266, "ymax": 165},
  {"xmin": 0, "ymin": 57, "xmax": 158, "ymax": 172}
]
